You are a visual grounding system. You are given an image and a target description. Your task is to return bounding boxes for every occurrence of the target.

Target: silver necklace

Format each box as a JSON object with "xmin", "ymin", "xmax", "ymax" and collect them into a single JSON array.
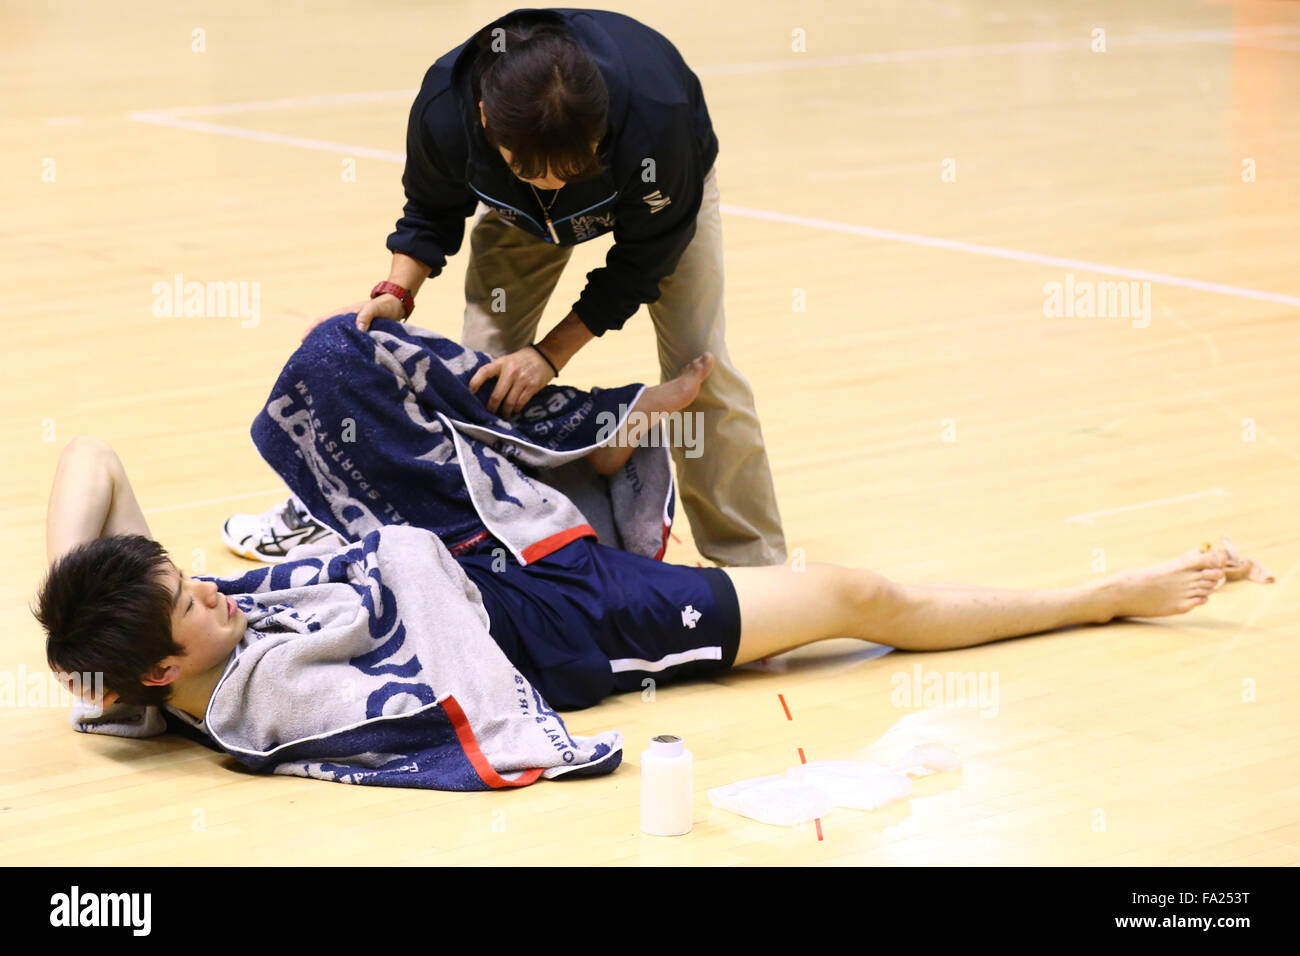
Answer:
[{"xmin": 530, "ymin": 183, "xmax": 563, "ymax": 243}]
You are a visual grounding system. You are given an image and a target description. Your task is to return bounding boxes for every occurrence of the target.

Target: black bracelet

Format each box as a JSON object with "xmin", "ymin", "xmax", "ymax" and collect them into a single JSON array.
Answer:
[{"xmin": 529, "ymin": 343, "xmax": 559, "ymax": 376}]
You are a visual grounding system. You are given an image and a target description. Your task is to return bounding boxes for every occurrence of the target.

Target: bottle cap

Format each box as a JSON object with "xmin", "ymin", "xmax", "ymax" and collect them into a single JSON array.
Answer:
[{"xmin": 649, "ymin": 734, "xmax": 684, "ymax": 756}]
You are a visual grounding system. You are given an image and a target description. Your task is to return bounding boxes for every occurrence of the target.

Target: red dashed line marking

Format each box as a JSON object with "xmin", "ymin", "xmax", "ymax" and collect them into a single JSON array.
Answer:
[
  {"xmin": 796, "ymin": 748, "xmax": 822, "ymax": 840},
  {"xmin": 778, "ymin": 693, "xmax": 792, "ymax": 720}
]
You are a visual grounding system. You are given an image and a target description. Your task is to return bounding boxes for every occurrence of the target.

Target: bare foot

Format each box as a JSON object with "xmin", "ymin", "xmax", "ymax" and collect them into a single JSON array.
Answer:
[
  {"xmin": 1216, "ymin": 534, "xmax": 1274, "ymax": 585},
  {"xmin": 641, "ymin": 352, "xmax": 715, "ymax": 416},
  {"xmin": 587, "ymin": 354, "xmax": 715, "ymax": 475},
  {"xmin": 1094, "ymin": 548, "xmax": 1228, "ymax": 621}
]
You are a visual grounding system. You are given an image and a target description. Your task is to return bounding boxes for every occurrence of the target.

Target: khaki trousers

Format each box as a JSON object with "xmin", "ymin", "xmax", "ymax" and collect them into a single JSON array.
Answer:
[{"xmin": 462, "ymin": 166, "xmax": 787, "ymax": 566}]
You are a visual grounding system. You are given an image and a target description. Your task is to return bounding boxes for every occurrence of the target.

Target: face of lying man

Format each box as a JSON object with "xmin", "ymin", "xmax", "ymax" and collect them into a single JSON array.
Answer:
[{"xmin": 141, "ymin": 562, "xmax": 247, "ymax": 693}]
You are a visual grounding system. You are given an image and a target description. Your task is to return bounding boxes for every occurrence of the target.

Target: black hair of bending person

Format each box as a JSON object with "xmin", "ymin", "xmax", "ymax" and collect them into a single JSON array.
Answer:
[
  {"xmin": 471, "ymin": 11, "xmax": 610, "ymax": 183},
  {"xmin": 34, "ymin": 535, "xmax": 184, "ymax": 707}
]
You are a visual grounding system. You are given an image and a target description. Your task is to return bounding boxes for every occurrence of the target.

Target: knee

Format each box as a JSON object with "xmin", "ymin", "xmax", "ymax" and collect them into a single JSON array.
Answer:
[{"xmin": 836, "ymin": 567, "xmax": 900, "ymax": 623}]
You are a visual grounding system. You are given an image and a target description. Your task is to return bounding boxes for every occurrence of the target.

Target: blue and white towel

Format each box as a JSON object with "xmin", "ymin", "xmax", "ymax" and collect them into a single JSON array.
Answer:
[
  {"xmin": 252, "ymin": 314, "xmax": 675, "ymax": 563},
  {"xmin": 76, "ymin": 525, "xmax": 624, "ymax": 790}
]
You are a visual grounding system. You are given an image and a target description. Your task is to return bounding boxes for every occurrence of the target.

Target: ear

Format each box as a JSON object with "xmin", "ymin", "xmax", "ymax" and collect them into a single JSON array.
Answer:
[
  {"xmin": 141, "ymin": 664, "xmax": 182, "ymax": 688},
  {"xmin": 478, "ymin": 100, "xmax": 486, "ymax": 128}
]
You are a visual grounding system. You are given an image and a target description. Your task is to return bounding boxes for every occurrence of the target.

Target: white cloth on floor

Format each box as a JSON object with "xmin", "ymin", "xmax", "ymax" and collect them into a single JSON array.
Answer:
[
  {"xmin": 707, "ymin": 776, "xmax": 835, "ymax": 827},
  {"xmin": 708, "ymin": 742, "xmax": 963, "ymax": 826},
  {"xmin": 786, "ymin": 760, "xmax": 913, "ymax": 810}
]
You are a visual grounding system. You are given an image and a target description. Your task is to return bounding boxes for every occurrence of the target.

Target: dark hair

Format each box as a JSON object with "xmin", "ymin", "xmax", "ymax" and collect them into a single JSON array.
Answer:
[
  {"xmin": 472, "ymin": 15, "xmax": 609, "ymax": 182},
  {"xmin": 34, "ymin": 535, "xmax": 184, "ymax": 706}
]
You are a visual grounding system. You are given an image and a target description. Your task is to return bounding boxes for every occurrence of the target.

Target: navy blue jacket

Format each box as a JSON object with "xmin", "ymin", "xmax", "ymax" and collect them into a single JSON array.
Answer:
[{"xmin": 386, "ymin": 8, "xmax": 719, "ymax": 336}]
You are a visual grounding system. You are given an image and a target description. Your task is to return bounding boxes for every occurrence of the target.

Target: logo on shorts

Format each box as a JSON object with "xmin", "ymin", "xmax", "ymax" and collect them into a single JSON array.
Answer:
[{"xmin": 681, "ymin": 605, "xmax": 701, "ymax": 629}]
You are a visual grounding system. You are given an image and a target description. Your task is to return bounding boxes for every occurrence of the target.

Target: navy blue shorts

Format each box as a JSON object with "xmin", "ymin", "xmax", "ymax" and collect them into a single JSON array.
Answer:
[{"xmin": 458, "ymin": 537, "xmax": 742, "ymax": 710}]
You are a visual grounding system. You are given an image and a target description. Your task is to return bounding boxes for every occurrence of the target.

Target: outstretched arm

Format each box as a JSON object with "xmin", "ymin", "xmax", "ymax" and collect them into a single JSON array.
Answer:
[{"xmin": 46, "ymin": 436, "xmax": 151, "ymax": 564}]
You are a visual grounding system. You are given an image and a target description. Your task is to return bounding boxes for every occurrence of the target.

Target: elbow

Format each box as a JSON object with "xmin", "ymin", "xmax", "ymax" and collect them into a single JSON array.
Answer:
[
  {"xmin": 60, "ymin": 435, "xmax": 123, "ymax": 478},
  {"xmin": 62, "ymin": 434, "xmax": 114, "ymax": 461}
]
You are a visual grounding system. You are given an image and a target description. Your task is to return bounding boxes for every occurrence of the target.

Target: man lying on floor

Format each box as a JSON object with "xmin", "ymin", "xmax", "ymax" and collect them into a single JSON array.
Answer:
[{"xmin": 35, "ymin": 316, "xmax": 1274, "ymax": 791}]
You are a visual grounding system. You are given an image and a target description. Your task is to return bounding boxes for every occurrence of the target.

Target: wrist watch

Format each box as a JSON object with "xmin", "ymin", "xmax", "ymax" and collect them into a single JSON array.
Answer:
[{"xmin": 371, "ymin": 281, "xmax": 414, "ymax": 319}]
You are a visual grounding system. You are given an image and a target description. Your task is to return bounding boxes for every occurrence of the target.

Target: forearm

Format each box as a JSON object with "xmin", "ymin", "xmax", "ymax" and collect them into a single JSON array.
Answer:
[
  {"xmin": 46, "ymin": 437, "xmax": 150, "ymax": 563},
  {"xmin": 387, "ymin": 253, "xmax": 433, "ymax": 298},
  {"xmin": 537, "ymin": 310, "xmax": 596, "ymax": 369}
]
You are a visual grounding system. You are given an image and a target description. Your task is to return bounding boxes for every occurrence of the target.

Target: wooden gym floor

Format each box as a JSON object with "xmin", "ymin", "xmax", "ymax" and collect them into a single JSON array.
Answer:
[{"xmin": 1, "ymin": 0, "xmax": 1297, "ymax": 864}]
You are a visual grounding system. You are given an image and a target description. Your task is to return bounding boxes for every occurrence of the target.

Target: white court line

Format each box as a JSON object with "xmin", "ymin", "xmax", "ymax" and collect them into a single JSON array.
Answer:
[
  {"xmin": 716, "ymin": 206, "xmax": 1300, "ymax": 307},
  {"xmin": 1065, "ymin": 489, "xmax": 1231, "ymax": 525},
  {"xmin": 695, "ymin": 25, "xmax": 1300, "ymax": 75},
  {"xmin": 1234, "ymin": 39, "xmax": 1300, "ymax": 53},
  {"xmin": 126, "ymin": 112, "xmax": 407, "ymax": 161},
  {"xmin": 143, "ymin": 488, "xmax": 284, "ymax": 516},
  {"xmin": 148, "ymin": 89, "xmax": 418, "ymax": 118},
  {"xmin": 120, "ymin": 21, "xmax": 1300, "ymax": 122},
  {"xmin": 119, "ymin": 117, "xmax": 1300, "ymax": 310}
]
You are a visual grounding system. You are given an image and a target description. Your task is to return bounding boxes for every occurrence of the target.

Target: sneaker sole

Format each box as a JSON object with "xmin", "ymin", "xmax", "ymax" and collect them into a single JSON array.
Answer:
[{"xmin": 221, "ymin": 520, "xmax": 295, "ymax": 565}]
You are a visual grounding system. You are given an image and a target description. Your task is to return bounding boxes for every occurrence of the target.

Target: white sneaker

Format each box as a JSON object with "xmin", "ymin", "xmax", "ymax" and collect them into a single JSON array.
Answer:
[{"xmin": 222, "ymin": 496, "xmax": 340, "ymax": 563}]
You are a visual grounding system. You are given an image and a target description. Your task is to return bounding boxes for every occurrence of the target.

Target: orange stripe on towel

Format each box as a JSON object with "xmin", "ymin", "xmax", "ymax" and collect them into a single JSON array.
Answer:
[
  {"xmin": 520, "ymin": 523, "xmax": 597, "ymax": 563},
  {"xmin": 441, "ymin": 694, "xmax": 544, "ymax": 789}
]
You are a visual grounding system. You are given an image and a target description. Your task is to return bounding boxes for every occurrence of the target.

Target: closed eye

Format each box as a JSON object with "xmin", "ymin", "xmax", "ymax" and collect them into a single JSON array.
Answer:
[{"xmin": 180, "ymin": 572, "xmax": 193, "ymax": 616}]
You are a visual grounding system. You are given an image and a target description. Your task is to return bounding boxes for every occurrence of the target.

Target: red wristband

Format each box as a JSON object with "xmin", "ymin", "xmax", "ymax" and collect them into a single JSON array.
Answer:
[{"xmin": 371, "ymin": 281, "xmax": 414, "ymax": 319}]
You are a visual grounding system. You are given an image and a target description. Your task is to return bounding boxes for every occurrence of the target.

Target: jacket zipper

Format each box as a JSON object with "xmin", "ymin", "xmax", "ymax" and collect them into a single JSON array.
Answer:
[
  {"xmin": 469, "ymin": 183, "xmax": 619, "ymax": 242},
  {"xmin": 468, "ymin": 183, "xmax": 546, "ymax": 236}
]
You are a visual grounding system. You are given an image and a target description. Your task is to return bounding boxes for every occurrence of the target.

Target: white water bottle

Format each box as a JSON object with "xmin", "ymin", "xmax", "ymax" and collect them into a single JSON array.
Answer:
[{"xmin": 640, "ymin": 734, "xmax": 693, "ymax": 836}]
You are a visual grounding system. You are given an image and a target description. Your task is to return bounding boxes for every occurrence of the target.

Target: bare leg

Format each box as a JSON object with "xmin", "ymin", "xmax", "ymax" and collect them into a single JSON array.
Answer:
[
  {"xmin": 587, "ymin": 353, "xmax": 715, "ymax": 475},
  {"xmin": 724, "ymin": 547, "xmax": 1247, "ymax": 666}
]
